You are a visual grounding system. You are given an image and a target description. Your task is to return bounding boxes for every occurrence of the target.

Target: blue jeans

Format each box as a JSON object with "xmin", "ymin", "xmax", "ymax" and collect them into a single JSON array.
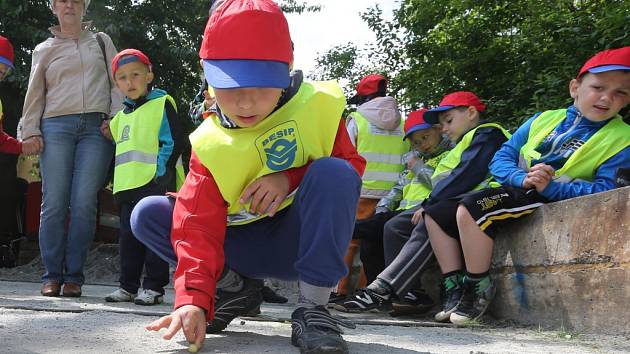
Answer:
[
  {"xmin": 131, "ymin": 157, "xmax": 361, "ymax": 288},
  {"xmin": 39, "ymin": 113, "xmax": 114, "ymax": 284}
]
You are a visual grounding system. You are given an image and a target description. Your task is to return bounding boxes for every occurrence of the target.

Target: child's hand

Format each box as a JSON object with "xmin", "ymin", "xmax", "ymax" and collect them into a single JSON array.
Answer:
[
  {"xmin": 407, "ymin": 156, "xmax": 419, "ymax": 170},
  {"xmin": 100, "ymin": 119, "xmax": 112, "ymax": 140},
  {"xmin": 524, "ymin": 163, "xmax": 555, "ymax": 193},
  {"xmin": 146, "ymin": 305, "xmax": 206, "ymax": 349},
  {"xmin": 411, "ymin": 207, "xmax": 424, "ymax": 225},
  {"xmin": 240, "ymin": 172, "xmax": 290, "ymax": 217},
  {"xmin": 22, "ymin": 136, "xmax": 44, "ymax": 155},
  {"xmin": 202, "ymin": 90, "xmax": 216, "ymax": 111}
]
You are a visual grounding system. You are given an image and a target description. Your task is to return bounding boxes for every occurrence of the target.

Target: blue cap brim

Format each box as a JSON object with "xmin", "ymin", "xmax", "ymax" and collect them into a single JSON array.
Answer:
[
  {"xmin": 403, "ymin": 123, "xmax": 432, "ymax": 140},
  {"xmin": 588, "ymin": 64, "xmax": 630, "ymax": 74},
  {"xmin": 203, "ymin": 59, "xmax": 290, "ymax": 89},
  {"xmin": 0, "ymin": 56, "xmax": 14, "ymax": 69},
  {"xmin": 423, "ymin": 105, "xmax": 455, "ymax": 124}
]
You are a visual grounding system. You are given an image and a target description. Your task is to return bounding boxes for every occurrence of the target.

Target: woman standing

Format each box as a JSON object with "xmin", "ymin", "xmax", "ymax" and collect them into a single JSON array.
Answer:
[{"xmin": 20, "ymin": 0, "xmax": 122, "ymax": 297}]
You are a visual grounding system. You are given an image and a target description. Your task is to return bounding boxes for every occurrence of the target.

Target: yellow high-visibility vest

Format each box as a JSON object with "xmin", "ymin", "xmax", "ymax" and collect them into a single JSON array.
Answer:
[
  {"xmin": 519, "ymin": 108, "xmax": 630, "ymax": 183},
  {"xmin": 354, "ymin": 112, "xmax": 408, "ymax": 197},
  {"xmin": 110, "ymin": 95, "xmax": 185, "ymax": 193},
  {"xmin": 190, "ymin": 81, "xmax": 345, "ymax": 225}
]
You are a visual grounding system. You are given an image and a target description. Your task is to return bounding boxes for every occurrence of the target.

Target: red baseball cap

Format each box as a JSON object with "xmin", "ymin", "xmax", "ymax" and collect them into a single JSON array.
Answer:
[
  {"xmin": 111, "ymin": 49, "xmax": 152, "ymax": 78},
  {"xmin": 199, "ymin": 0, "xmax": 293, "ymax": 89},
  {"xmin": 577, "ymin": 46, "xmax": 630, "ymax": 78},
  {"xmin": 423, "ymin": 91, "xmax": 486, "ymax": 124},
  {"xmin": 349, "ymin": 74, "xmax": 387, "ymax": 104},
  {"xmin": 0, "ymin": 35, "xmax": 14, "ymax": 68},
  {"xmin": 403, "ymin": 108, "xmax": 431, "ymax": 140}
]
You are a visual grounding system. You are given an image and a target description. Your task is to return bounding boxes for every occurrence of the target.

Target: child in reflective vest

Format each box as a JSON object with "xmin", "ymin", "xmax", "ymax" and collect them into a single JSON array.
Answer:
[
  {"xmin": 0, "ymin": 35, "xmax": 25, "ymax": 155},
  {"xmin": 426, "ymin": 46, "xmax": 630, "ymax": 325},
  {"xmin": 128, "ymin": 0, "xmax": 366, "ymax": 352},
  {"xmin": 103, "ymin": 49, "xmax": 186, "ymax": 306},
  {"xmin": 338, "ymin": 91, "xmax": 511, "ymax": 317},
  {"xmin": 333, "ymin": 108, "xmax": 452, "ymax": 314}
]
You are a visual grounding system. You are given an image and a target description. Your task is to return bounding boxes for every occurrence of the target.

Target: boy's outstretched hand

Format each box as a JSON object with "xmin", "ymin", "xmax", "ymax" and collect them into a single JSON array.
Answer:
[
  {"xmin": 240, "ymin": 172, "xmax": 290, "ymax": 217},
  {"xmin": 411, "ymin": 207, "xmax": 424, "ymax": 225},
  {"xmin": 523, "ymin": 163, "xmax": 555, "ymax": 193},
  {"xmin": 100, "ymin": 119, "xmax": 113, "ymax": 140},
  {"xmin": 146, "ymin": 305, "xmax": 206, "ymax": 350}
]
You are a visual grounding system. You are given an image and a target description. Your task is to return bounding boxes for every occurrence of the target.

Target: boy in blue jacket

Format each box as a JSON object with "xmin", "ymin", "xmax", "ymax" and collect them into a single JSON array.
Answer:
[{"xmin": 425, "ymin": 46, "xmax": 630, "ymax": 325}]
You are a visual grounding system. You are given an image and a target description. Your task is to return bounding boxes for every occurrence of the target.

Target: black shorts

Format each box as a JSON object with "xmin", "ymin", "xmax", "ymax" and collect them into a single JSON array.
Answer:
[{"xmin": 423, "ymin": 186, "xmax": 546, "ymax": 239}]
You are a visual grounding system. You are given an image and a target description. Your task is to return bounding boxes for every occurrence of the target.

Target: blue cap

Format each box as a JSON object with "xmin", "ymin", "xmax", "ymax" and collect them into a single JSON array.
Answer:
[
  {"xmin": 0, "ymin": 56, "xmax": 12, "ymax": 69},
  {"xmin": 588, "ymin": 64, "xmax": 630, "ymax": 74},
  {"xmin": 403, "ymin": 123, "xmax": 432, "ymax": 140},
  {"xmin": 423, "ymin": 106, "xmax": 456, "ymax": 124},
  {"xmin": 203, "ymin": 59, "xmax": 290, "ymax": 89}
]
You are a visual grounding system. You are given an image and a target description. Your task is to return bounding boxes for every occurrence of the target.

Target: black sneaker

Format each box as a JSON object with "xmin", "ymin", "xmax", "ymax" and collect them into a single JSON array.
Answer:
[
  {"xmin": 326, "ymin": 292, "xmax": 347, "ymax": 308},
  {"xmin": 291, "ymin": 305, "xmax": 356, "ymax": 354},
  {"xmin": 261, "ymin": 285, "xmax": 289, "ymax": 304},
  {"xmin": 449, "ymin": 277, "xmax": 496, "ymax": 325},
  {"xmin": 206, "ymin": 277, "xmax": 264, "ymax": 333},
  {"xmin": 391, "ymin": 289, "xmax": 435, "ymax": 317},
  {"xmin": 434, "ymin": 282, "xmax": 463, "ymax": 322},
  {"xmin": 333, "ymin": 288, "xmax": 391, "ymax": 313}
]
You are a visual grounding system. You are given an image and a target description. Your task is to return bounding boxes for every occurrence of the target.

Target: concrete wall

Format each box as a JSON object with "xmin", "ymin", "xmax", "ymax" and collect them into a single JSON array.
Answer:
[{"xmin": 490, "ymin": 186, "xmax": 630, "ymax": 334}]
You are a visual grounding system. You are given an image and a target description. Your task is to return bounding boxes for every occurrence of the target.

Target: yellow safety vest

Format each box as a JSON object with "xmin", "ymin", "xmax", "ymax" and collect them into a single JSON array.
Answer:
[
  {"xmin": 190, "ymin": 81, "xmax": 345, "ymax": 225},
  {"xmin": 397, "ymin": 150, "xmax": 450, "ymax": 210},
  {"xmin": 519, "ymin": 109, "xmax": 630, "ymax": 183},
  {"xmin": 110, "ymin": 95, "xmax": 185, "ymax": 194},
  {"xmin": 432, "ymin": 123, "xmax": 511, "ymax": 190},
  {"xmin": 353, "ymin": 112, "xmax": 409, "ymax": 198}
]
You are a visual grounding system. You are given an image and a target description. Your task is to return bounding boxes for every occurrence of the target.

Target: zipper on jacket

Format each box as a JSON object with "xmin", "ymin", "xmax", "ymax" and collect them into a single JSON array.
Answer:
[
  {"xmin": 78, "ymin": 36, "xmax": 86, "ymax": 115},
  {"xmin": 538, "ymin": 111, "xmax": 582, "ymax": 160}
]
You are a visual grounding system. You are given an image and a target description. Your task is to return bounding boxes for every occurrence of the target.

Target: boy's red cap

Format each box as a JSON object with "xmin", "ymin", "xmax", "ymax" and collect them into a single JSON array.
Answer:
[
  {"xmin": 199, "ymin": 0, "xmax": 292, "ymax": 88},
  {"xmin": 403, "ymin": 108, "xmax": 431, "ymax": 140},
  {"xmin": 578, "ymin": 46, "xmax": 630, "ymax": 78},
  {"xmin": 0, "ymin": 35, "xmax": 15, "ymax": 68},
  {"xmin": 423, "ymin": 91, "xmax": 486, "ymax": 124},
  {"xmin": 111, "ymin": 49, "xmax": 152, "ymax": 77}
]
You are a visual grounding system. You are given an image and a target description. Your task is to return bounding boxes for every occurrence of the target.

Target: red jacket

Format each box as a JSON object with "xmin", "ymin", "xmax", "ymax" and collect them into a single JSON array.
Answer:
[
  {"xmin": 0, "ymin": 121, "xmax": 22, "ymax": 155},
  {"xmin": 171, "ymin": 119, "xmax": 365, "ymax": 319}
]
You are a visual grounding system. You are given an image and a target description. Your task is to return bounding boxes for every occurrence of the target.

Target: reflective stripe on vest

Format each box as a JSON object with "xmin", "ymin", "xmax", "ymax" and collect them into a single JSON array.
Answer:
[
  {"xmin": 354, "ymin": 112, "xmax": 409, "ymax": 197},
  {"xmin": 110, "ymin": 95, "xmax": 184, "ymax": 194},
  {"xmin": 519, "ymin": 109, "xmax": 630, "ymax": 183},
  {"xmin": 190, "ymin": 81, "xmax": 345, "ymax": 226},
  {"xmin": 397, "ymin": 150, "xmax": 450, "ymax": 210},
  {"xmin": 431, "ymin": 123, "xmax": 511, "ymax": 190}
]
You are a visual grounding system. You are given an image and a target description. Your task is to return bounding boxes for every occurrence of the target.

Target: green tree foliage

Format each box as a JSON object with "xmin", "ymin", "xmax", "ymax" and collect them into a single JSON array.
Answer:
[
  {"xmin": 0, "ymin": 0, "xmax": 318, "ymax": 134},
  {"xmin": 316, "ymin": 0, "xmax": 630, "ymax": 127}
]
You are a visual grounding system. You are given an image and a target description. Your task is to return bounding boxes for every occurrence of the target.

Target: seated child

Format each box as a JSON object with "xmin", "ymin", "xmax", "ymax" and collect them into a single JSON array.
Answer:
[
  {"xmin": 336, "ymin": 109, "xmax": 451, "ymax": 314},
  {"xmin": 425, "ymin": 46, "xmax": 630, "ymax": 325},
  {"xmin": 104, "ymin": 49, "xmax": 186, "ymax": 305},
  {"xmin": 129, "ymin": 0, "xmax": 366, "ymax": 352},
  {"xmin": 338, "ymin": 91, "xmax": 511, "ymax": 317}
]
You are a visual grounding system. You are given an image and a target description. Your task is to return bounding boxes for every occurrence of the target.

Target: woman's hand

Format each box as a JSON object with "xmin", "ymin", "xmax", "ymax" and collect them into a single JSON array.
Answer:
[
  {"xmin": 22, "ymin": 136, "xmax": 44, "ymax": 155},
  {"xmin": 100, "ymin": 119, "xmax": 113, "ymax": 140}
]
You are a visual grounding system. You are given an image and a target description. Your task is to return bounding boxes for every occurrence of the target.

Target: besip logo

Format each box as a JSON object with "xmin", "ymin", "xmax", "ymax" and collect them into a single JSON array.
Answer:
[{"xmin": 256, "ymin": 122, "xmax": 301, "ymax": 171}]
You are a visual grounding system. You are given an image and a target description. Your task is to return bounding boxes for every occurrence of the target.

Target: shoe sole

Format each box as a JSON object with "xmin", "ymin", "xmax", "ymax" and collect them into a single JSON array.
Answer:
[
  {"xmin": 390, "ymin": 303, "xmax": 434, "ymax": 317},
  {"xmin": 333, "ymin": 303, "xmax": 390, "ymax": 313},
  {"xmin": 105, "ymin": 297, "xmax": 135, "ymax": 303},
  {"xmin": 294, "ymin": 339, "xmax": 349, "ymax": 354},
  {"xmin": 134, "ymin": 297, "xmax": 164, "ymax": 306}
]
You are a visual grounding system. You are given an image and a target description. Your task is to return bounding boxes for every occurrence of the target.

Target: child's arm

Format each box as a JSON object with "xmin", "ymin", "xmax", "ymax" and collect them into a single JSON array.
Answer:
[
  {"xmin": 172, "ymin": 153, "xmax": 228, "ymax": 318},
  {"xmin": 146, "ymin": 153, "xmax": 226, "ymax": 348},
  {"xmin": 156, "ymin": 100, "xmax": 186, "ymax": 188},
  {"xmin": 0, "ymin": 122, "xmax": 22, "ymax": 155},
  {"xmin": 375, "ymin": 151, "xmax": 415, "ymax": 213},
  {"xmin": 538, "ymin": 146, "xmax": 630, "ymax": 201},
  {"xmin": 345, "ymin": 114, "xmax": 358, "ymax": 147},
  {"xmin": 425, "ymin": 127, "xmax": 508, "ymax": 206},
  {"xmin": 490, "ymin": 114, "xmax": 539, "ymax": 187}
]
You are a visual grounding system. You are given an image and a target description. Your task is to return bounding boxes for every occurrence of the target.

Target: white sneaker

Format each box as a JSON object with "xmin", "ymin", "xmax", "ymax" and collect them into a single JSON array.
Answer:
[
  {"xmin": 134, "ymin": 289, "xmax": 164, "ymax": 305},
  {"xmin": 105, "ymin": 288, "xmax": 137, "ymax": 302}
]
